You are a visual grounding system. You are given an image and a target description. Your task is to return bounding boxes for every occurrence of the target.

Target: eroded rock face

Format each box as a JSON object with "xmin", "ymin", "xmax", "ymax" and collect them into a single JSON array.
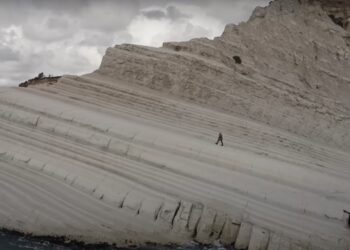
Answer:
[
  {"xmin": 2, "ymin": 76, "xmax": 350, "ymax": 249},
  {"xmin": 97, "ymin": 0, "xmax": 350, "ymax": 151},
  {"xmin": 317, "ymin": 0, "xmax": 350, "ymax": 30}
]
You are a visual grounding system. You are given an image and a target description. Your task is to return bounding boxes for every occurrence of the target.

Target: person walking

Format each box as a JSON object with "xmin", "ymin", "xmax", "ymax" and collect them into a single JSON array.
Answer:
[{"xmin": 215, "ymin": 132, "xmax": 224, "ymax": 146}]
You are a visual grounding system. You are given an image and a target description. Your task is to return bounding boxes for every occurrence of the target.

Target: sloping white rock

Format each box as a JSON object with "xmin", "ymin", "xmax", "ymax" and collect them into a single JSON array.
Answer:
[
  {"xmin": 0, "ymin": 0, "xmax": 350, "ymax": 249},
  {"xmin": 235, "ymin": 222, "xmax": 253, "ymax": 250}
]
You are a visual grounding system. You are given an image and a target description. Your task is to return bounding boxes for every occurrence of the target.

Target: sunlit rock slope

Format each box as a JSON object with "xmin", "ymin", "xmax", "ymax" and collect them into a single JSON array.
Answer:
[{"xmin": 1, "ymin": 0, "xmax": 350, "ymax": 249}]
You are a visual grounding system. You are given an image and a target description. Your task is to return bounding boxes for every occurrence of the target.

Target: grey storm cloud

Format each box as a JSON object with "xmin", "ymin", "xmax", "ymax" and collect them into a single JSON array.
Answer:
[
  {"xmin": 46, "ymin": 17, "xmax": 70, "ymax": 30},
  {"xmin": 0, "ymin": 45, "xmax": 20, "ymax": 62},
  {"xmin": 0, "ymin": 0, "xmax": 270, "ymax": 86},
  {"xmin": 142, "ymin": 6, "xmax": 190, "ymax": 21},
  {"xmin": 142, "ymin": 9, "xmax": 167, "ymax": 19},
  {"xmin": 79, "ymin": 32, "xmax": 117, "ymax": 47},
  {"xmin": 0, "ymin": 0, "xmax": 140, "ymax": 36}
]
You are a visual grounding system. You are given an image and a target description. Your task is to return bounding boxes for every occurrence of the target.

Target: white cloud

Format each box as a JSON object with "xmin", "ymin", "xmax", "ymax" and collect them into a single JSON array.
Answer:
[
  {"xmin": 129, "ymin": 4, "xmax": 224, "ymax": 47},
  {"xmin": 78, "ymin": 1, "xmax": 139, "ymax": 32},
  {"xmin": 128, "ymin": 17, "xmax": 170, "ymax": 46}
]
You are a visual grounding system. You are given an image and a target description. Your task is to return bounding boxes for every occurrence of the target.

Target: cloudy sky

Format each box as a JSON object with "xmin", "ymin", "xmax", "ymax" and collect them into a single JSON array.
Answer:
[{"xmin": 0, "ymin": 0, "xmax": 269, "ymax": 86}]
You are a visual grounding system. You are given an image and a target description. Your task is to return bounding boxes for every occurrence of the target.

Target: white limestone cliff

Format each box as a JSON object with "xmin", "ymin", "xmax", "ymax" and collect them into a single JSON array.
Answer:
[
  {"xmin": 1, "ymin": 0, "xmax": 350, "ymax": 249},
  {"xmin": 97, "ymin": 0, "xmax": 350, "ymax": 151}
]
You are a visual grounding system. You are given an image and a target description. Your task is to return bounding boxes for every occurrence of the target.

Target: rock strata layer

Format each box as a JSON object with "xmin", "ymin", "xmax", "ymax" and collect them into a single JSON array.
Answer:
[{"xmin": 2, "ymin": 73, "xmax": 349, "ymax": 249}]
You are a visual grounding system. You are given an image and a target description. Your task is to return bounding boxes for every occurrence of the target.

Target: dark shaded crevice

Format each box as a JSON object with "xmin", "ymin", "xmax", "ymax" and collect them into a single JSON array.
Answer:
[
  {"xmin": 136, "ymin": 200, "xmax": 143, "ymax": 215},
  {"xmin": 185, "ymin": 203, "xmax": 194, "ymax": 230},
  {"xmin": 119, "ymin": 192, "xmax": 129, "ymax": 208},
  {"xmin": 233, "ymin": 56, "xmax": 242, "ymax": 64},
  {"xmin": 189, "ymin": 203, "xmax": 204, "ymax": 238},
  {"xmin": 34, "ymin": 117, "xmax": 40, "ymax": 128},
  {"xmin": 171, "ymin": 201, "xmax": 181, "ymax": 227},
  {"xmin": 329, "ymin": 14, "xmax": 345, "ymax": 28},
  {"xmin": 217, "ymin": 219, "xmax": 227, "ymax": 240},
  {"xmin": 154, "ymin": 202, "xmax": 164, "ymax": 221},
  {"xmin": 209, "ymin": 213, "xmax": 218, "ymax": 238},
  {"xmin": 192, "ymin": 216, "xmax": 201, "ymax": 238},
  {"xmin": 313, "ymin": 41, "xmax": 319, "ymax": 60}
]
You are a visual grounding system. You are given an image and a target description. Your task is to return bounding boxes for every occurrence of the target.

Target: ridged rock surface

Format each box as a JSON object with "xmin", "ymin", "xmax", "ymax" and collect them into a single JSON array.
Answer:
[
  {"xmin": 1, "ymin": 0, "xmax": 350, "ymax": 249},
  {"xmin": 97, "ymin": 0, "xmax": 350, "ymax": 151},
  {"xmin": 318, "ymin": 0, "xmax": 350, "ymax": 30}
]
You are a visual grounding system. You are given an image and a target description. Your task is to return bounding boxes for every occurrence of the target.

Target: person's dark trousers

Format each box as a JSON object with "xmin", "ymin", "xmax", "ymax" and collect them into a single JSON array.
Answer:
[{"xmin": 215, "ymin": 139, "xmax": 223, "ymax": 146}]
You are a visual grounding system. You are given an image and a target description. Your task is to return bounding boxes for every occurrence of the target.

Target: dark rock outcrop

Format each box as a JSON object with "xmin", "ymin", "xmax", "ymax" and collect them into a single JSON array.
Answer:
[{"xmin": 19, "ymin": 75, "xmax": 61, "ymax": 88}]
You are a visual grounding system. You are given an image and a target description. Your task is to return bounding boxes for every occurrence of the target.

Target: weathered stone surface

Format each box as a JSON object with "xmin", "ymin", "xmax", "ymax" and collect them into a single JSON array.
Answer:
[
  {"xmin": 195, "ymin": 207, "xmax": 217, "ymax": 244},
  {"xmin": 138, "ymin": 197, "xmax": 163, "ymax": 220},
  {"xmin": 267, "ymin": 233, "xmax": 282, "ymax": 250},
  {"xmin": 187, "ymin": 203, "xmax": 203, "ymax": 233},
  {"xmin": 211, "ymin": 212, "xmax": 227, "ymax": 241},
  {"xmin": 278, "ymin": 236, "xmax": 292, "ymax": 250},
  {"xmin": 97, "ymin": 0, "xmax": 350, "ymax": 151},
  {"xmin": 157, "ymin": 200, "xmax": 180, "ymax": 226},
  {"xmin": 235, "ymin": 222, "xmax": 253, "ymax": 250},
  {"xmin": 92, "ymin": 179, "xmax": 129, "ymax": 207},
  {"xmin": 122, "ymin": 191, "xmax": 144, "ymax": 213},
  {"xmin": 220, "ymin": 218, "xmax": 240, "ymax": 244},
  {"xmin": 248, "ymin": 226, "xmax": 270, "ymax": 250},
  {"xmin": 290, "ymin": 243, "xmax": 304, "ymax": 250},
  {"xmin": 172, "ymin": 201, "xmax": 193, "ymax": 236}
]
